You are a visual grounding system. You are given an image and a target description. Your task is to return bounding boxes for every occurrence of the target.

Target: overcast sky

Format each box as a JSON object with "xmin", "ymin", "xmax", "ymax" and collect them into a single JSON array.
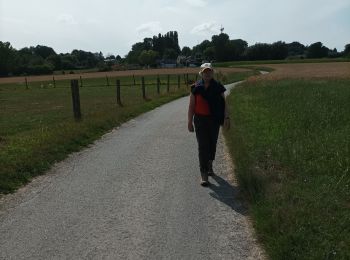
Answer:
[{"xmin": 1, "ymin": 0, "xmax": 349, "ymax": 56}]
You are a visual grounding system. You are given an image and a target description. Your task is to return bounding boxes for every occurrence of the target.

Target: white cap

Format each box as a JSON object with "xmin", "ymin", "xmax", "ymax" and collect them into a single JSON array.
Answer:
[{"xmin": 199, "ymin": 63, "xmax": 214, "ymax": 76}]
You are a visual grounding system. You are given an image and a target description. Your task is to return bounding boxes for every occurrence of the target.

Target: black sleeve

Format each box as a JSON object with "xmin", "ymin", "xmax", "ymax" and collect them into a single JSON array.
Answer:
[
  {"xmin": 190, "ymin": 84, "xmax": 197, "ymax": 94},
  {"xmin": 218, "ymin": 82, "xmax": 226, "ymax": 93}
]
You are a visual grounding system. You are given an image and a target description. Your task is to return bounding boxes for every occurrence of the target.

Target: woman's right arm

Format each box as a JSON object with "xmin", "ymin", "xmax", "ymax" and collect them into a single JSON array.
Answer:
[{"xmin": 188, "ymin": 93, "xmax": 195, "ymax": 132}]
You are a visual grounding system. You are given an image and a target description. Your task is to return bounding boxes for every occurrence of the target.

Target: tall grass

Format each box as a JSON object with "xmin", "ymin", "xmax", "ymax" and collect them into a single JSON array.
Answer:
[
  {"xmin": 224, "ymin": 79, "xmax": 350, "ymax": 259},
  {"xmin": 214, "ymin": 58, "xmax": 350, "ymax": 67}
]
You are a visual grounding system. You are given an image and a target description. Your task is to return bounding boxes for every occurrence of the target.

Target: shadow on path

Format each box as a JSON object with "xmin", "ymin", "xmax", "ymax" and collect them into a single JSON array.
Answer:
[{"xmin": 208, "ymin": 174, "xmax": 248, "ymax": 216}]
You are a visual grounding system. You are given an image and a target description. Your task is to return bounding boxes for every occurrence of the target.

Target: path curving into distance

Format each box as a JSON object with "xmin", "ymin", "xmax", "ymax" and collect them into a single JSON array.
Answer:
[{"xmin": 0, "ymin": 81, "xmax": 265, "ymax": 259}]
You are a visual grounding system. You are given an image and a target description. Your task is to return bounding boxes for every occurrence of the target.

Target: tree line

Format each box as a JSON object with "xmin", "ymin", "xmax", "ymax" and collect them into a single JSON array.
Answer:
[
  {"xmin": 0, "ymin": 42, "xmax": 121, "ymax": 76},
  {"xmin": 1, "ymin": 31, "xmax": 350, "ymax": 76},
  {"xmin": 182, "ymin": 33, "xmax": 349, "ymax": 63},
  {"xmin": 125, "ymin": 31, "xmax": 181, "ymax": 66}
]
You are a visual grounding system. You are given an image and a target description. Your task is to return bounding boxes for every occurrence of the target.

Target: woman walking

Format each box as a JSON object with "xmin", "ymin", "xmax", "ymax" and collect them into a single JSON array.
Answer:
[{"xmin": 187, "ymin": 63, "xmax": 230, "ymax": 186}]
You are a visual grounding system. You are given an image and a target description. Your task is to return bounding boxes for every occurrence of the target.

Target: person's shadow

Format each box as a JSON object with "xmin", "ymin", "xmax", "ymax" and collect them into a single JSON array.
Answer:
[{"xmin": 208, "ymin": 174, "xmax": 248, "ymax": 216}]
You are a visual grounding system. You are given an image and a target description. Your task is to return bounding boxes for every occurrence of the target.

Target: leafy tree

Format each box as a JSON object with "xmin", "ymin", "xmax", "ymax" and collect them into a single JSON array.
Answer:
[
  {"xmin": 192, "ymin": 40, "xmax": 212, "ymax": 58},
  {"xmin": 46, "ymin": 54, "xmax": 62, "ymax": 70},
  {"xmin": 142, "ymin": 38, "xmax": 153, "ymax": 51},
  {"xmin": 327, "ymin": 48, "xmax": 341, "ymax": 58},
  {"xmin": 211, "ymin": 33, "xmax": 230, "ymax": 61},
  {"xmin": 344, "ymin": 44, "xmax": 350, "ymax": 57},
  {"xmin": 307, "ymin": 42, "xmax": 329, "ymax": 58},
  {"xmin": 223, "ymin": 40, "xmax": 235, "ymax": 61},
  {"xmin": 1, "ymin": 33, "xmax": 346, "ymax": 76},
  {"xmin": 287, "ymin": 41, "xmax": 306, "ymax": 56},
  {"xmin": 126, "ymin": 42, "xmax": 151, "ymax": 64},
  {"xmin": 106, "ymin": 54, "xmax": 115, "ymax": 60},
  {"xmin": 191, "ymin": 36, "xmax": 247, "ymax": 62},
  {"xmin": 138, "ymin": 50, "xmax": 159, "ymax": 66},
  {"xmin": 97, "ymin": 61, "xmax": 110, "ymax": 72},
  {"xmin": 163, "ymin": 48, "xmax": 177, "ymax": 59},
  {"xmin": 34, "ymin": 45, "xmax": 56, "ymax": 59},
  {"xmin": 0, "ymin": 41, "xmax": 106, "ymax": 75},
  {"xmin": 68, "ymin": 50, "xmax": 101, "ymax": 68},
  {"xmin": 60, "ymin": 54, "xmax": 78, "ymax": 70},
  {"xmin": 203, "ymin": 46, "xmax": 216, "ymax": 61},
  {"xmin": 270, "ymin": 41, "xmax": 288, "ymax": 59},
  {"xmin": 0, "ymin": 41, "xmax": 16, "ymax": 76},
  {"xmin": 152, "ymin": 31, "xmax": 180, "ymax": 58},
  {"xmin": 125, "ymin": 50, "xmax": 140, "ymax": 64},
  {"xmin": 230, "ymin": 39, "xmax": 248, "ymax": 60},
  {"xmin": 181, "ymin": 46, "xmax": 192, "ymax": 57},
  {"xmin": 244, "ymin": 42, "xmax": 288, "ymax": 60},
  {"xmin": 127, "ymin": 31, "xmax": 180, "ymax": 63},
  {"xmin": 26, "ymin": 63, "xmax": 54, "ymax": 75},
  {"xmin": 115, "ymin": 55, "xmax": 122, "ymax": 63},
  {"xmin": 245, "ymin": 43, "xmax": 272, "ymax": 60}
]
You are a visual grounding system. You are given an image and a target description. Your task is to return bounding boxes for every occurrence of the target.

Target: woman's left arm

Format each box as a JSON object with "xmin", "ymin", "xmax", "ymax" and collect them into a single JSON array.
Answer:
[
  {"xmin": 221, "ymin": 93, "xmax": 230, "ymax": 130},
  {"xmin": 221, "ymin": 93, "xmax": 229, "ymax": 118}
]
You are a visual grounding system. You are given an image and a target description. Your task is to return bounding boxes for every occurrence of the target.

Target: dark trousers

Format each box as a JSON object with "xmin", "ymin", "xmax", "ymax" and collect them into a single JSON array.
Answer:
[{"xmin": 193, "ymin": 114, "xmax": 220, "ymax": 173}]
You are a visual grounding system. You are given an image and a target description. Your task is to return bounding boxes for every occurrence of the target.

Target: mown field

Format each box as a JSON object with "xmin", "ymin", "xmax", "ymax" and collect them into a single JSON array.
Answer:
[
  {"xmin": 214, "ymin": 57, "xmax": 350, "ymax": 67},
  {"xmin": 224, "ymin": 66, "xmax": 350, "ymax": 259},
  {"xmin": 0, "ymin": 70, "xmax": 257, "ymax": 194}
]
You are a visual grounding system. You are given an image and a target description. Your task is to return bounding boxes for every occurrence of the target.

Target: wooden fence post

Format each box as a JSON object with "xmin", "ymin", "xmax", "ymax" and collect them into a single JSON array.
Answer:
[
  {"xmin": 70, "ymin": 80, "xmax": 82, "ymax": 121},
  {"xmin": 157, "ymin": 75, "xmax": 160, "ymax": 94},
  {"xmin": 25, "ymin": 77, "xmax": 28, "ymax": 90},
  {"xmin": 53, "ymin": 76, "xmax": 56, "ymax": 88},
  {"xmin": 167, "ymin": 75, "xmax": 170, "ymax": 93},
  {"xmin": 116, "ymin": 79, "xmax": 122, "ymax": 106},
  {"xmin": 186, "ymin": 73, "xmax": 189, "ymax": 87},
  {"xmin": 177, "ymin": 75, "xmax": 180, "ymax": 89},
  {"xmin": 80, "ymin": 75, "xmax": 83, "ymax": 87},
  {"xmin": 106, "ymin": 75, "xmax": 110, "ymax": 86},
  {"xmin": 133, "ymin": 74, "xmax": 136, "ymax": 86},
  {"xmin": 141, "ymin": 76, "xmax": 146, "ymax": 100}
]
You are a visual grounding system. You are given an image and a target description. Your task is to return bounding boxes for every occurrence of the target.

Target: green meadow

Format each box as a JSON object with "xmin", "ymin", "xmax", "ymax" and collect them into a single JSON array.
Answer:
[
  {"xmin": 224, "ymin": 78, "xmax": 350, "ymax": 259},
  {"xmin": 0, "ymin": 70, "xmax": 256, "ymax": 194}
]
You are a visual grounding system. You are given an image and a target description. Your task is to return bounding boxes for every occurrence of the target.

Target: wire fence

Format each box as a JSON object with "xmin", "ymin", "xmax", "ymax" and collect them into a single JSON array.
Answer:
[
  {"xmin": 2, "ymin": 72, "xmax": 227, "ymax": 123},
  {"xmin": 69, "ymin": 73, "xmax": 198, "ymax": 120},
  {"xmin": 17, "ymin": 73, "xmax": 201, "ymax": 90}
]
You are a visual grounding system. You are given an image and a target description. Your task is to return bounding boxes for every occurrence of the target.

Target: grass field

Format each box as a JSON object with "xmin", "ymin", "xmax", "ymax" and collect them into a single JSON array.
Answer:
[
  {"xmin": 0, "ymin": 70, "xmax": 257, "ymax": 194},
  {"xmin": 2, "ymin": 59, "xmax": 349, "ymax": 258},
  {"xmin": 224, "ymin": 78, "xmax": 350, "ymax": 259}
]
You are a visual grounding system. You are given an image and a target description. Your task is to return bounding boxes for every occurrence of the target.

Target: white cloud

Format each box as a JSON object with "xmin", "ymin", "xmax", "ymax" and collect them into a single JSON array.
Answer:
[
  {"xmin": 191, "ymin": 22, "xmax": 220, "ymax": 35},
  {"xmin": 85, "ymin": 18, "xmax": 102, "ymax": 25},
  {"xmin": 184, "ymin": 0, "xmax": 207, "ymax": 7},
  {"xmin": 309, "ymin": 0, "xmax": 350, "ymax": 21},
  {"xmin": 136, "ymin": 21, "xmax": 163, "ymax": 35},
  {"xmin": 0, "ymin": 16, "xmax": 25, "ymax": 25},
  {"xmin": 1, "ymin": 0, "xmax": 349, "ymax": 55},
  {"xmin": 161, "ymin": 6, "xmax": 182, "ymax": 14},
  {"xmin": 56, "ymin": 14, "xmax": 78, "ymax": 25}
]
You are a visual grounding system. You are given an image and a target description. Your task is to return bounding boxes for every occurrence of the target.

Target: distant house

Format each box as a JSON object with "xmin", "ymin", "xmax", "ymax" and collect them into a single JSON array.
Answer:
[
  {"xmin": 176, "ymin": 55, "xmax": 201, "ymax": 67},
  {"xmin": 104, "ymin": 58, "xmax": 115, "ymax": 63},
  {"xmin": 176, "ymin": 55, "xmax": 187, "ymax": 66},
  {"xmin": 159, "ymin": 59, "xmax": 177, "ymax": 68}
]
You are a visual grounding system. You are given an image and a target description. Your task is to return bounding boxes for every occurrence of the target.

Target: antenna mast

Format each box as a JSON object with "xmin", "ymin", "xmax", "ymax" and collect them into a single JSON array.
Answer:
[{"xmin": 220, "ymin": 25, "xmax": 224, "ymax": 33}]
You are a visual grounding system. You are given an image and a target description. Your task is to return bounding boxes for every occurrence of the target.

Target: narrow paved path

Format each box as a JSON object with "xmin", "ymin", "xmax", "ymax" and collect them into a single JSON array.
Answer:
[{"xmin": 0, "ymin": 82, "xmax": 264, "ymax": 259}]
